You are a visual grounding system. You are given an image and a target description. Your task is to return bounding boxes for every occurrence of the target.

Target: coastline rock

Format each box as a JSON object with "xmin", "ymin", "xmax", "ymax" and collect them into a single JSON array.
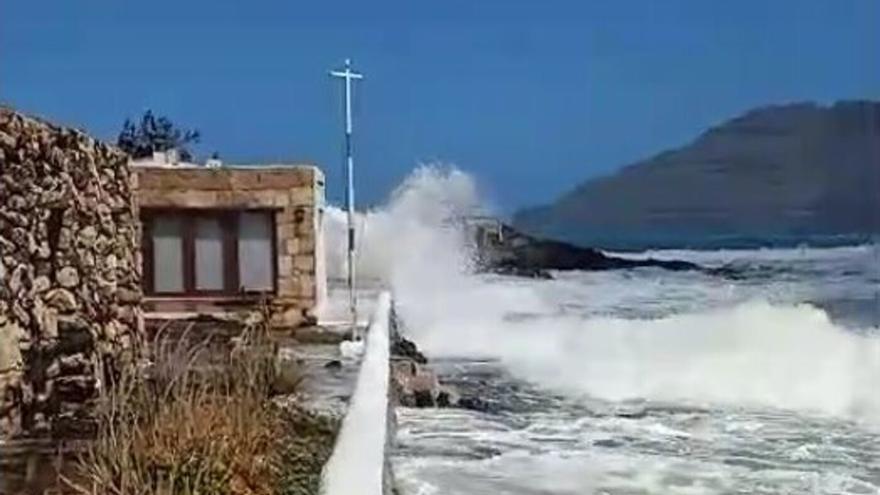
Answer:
[
  {"xmin": 474, "ymin": 222, "xmax": 705, "ymax": 275},
  {"xmin": 391, "ymin": 360, "xmax": 458, "ymax": 408},
  {"xmin": 490, "ymin": 264, "xmax": 553, "ymax": 279},
  {"xmin": 390, "ymin": 303, "xmax": 508, "ymax": 413},
  {"xmin": 390, "ymin": 335, "xmax": 427, "ymax": 364},
  {"xmin": 456, "ymin": 396, "xmax": 496, "ymax": 413},
  {"xmin": 389, "ymin": 313, "xmax": 461, "ymax": 409}
]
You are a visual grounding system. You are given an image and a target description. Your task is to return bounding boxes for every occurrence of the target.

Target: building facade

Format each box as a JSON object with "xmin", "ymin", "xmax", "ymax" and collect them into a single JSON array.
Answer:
[
  {"xmin": 135, "ymin": 160, "xmax": 327, "ymax": 329},
  {"xmin": 0, "ymin": 109, "xmax": 327, "ymax": 445}
]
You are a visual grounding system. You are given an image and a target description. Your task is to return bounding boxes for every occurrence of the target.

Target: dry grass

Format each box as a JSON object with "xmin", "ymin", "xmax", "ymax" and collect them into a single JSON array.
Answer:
[{"xmin": 67, "ymin": 319, "xmax": 290, "ymax": 495}]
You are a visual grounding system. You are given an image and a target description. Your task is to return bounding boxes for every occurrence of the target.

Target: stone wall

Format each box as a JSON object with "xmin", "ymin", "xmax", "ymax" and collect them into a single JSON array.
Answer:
[
  {"xmin": 0, "ymin": 108, "xmax": 142, "ymax": 439},
  {"xmin": 136, "ymin": 165, "xmax": 325, "ymax": 329}
]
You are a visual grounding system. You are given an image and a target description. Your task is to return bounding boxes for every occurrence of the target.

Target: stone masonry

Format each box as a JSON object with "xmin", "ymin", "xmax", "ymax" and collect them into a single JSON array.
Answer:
[
  {"xmin": 136, "ymin": 165, "xmax": 325, "ymax": 328},
  {"xmin": 0, "ymin": 108, "xmax": 142, "ymax": 439}
]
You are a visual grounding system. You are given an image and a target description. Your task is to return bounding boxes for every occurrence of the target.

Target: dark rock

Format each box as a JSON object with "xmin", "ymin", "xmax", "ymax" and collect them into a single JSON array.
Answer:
[
  {"xmin": 456, "ymin": 396, "xmax": 496, "ymax": 413},
  {"xmin": 55, "ymin": 317, "xmax": 94, "ymax": 355},
  {"xmin": 436, "ymin": 389, "xmax": 452, "ymax": 407},
  {"xmin": 413, "ymin": 389, "xmax": 434, "ymax": 408},
  {"xmin": 391, "ymin": 360, "xmax": 441, "ymax": 408},
  {"xmin": 490, "ymin": 265, "xmax": 553, "ymax": 279},
  {"xmin": 390, "ymin": 336, "xmax": 427, "ymax": 364},
  {"xmin": 53, "ymin": 376, "xmax": 96, "ymax": 402},
  {"xmin": 614, "ymin": 409, "xmax": 648, "ymax": 419},
  {"xmin": 476, "ymin": 223, "xmax": 706, "ymax": 275},
  {"xmin": 593, "ymin": 438, "xmax": 624, "ymax": 448}
]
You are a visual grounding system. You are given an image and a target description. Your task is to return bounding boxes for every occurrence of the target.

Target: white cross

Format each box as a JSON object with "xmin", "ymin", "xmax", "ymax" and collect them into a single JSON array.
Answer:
[
  {"xmin": 331, "ymin": 59, "xmax": 364, "ymax": 338},
  {"xmin": 330, "ymin": 59, "xmax": 363, "ymax": 135}
]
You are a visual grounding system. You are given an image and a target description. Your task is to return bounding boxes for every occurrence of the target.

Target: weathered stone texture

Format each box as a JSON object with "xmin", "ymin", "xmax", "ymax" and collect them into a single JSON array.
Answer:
[
  {"xmin": 136, "ymin": 165, "xmax": 323, "ymax": 328},
  {"xmin": 0, "ymin": 107, "xmax": 142, "ymax": 439}
]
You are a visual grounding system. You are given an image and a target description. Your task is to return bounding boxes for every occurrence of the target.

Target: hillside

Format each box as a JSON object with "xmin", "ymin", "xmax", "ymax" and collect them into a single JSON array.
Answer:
[{"xmin": 514, "ymin": 101, "xmax": 880, "ymax": 249}]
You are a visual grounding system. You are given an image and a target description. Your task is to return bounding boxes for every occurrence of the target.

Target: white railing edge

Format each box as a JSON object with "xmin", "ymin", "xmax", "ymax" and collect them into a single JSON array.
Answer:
[{"xmin": 320, "ymin": 291, "xmax": 392, "ymax": 495}]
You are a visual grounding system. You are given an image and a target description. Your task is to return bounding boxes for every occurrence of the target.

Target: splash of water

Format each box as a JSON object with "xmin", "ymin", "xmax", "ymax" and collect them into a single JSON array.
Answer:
[
  {"xmin": 323, "ymin": 164, "xmax": 480, "ymax": 285},
  {"xmin": 325, "ymin": 165, "xmax": 880, "ymax": 421}
]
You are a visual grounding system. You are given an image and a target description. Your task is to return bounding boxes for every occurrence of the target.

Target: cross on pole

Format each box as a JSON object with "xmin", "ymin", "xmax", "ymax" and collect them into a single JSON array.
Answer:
[{"xmin": 330, "ymin": 59, "xmax": 364, "ymax": 338}]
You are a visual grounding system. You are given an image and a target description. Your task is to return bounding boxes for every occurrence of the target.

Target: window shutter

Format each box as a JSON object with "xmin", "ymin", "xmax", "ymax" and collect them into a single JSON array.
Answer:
[
  {"xmin": 152, "ymin": 216, "xmax": 184, "ymax": 293},
  {"xmin": 195, "ymin": 217, "xmax": 225, "ymax": 290},
  {"xmin": 238, "ymin": 212, "xmax": 274, "ymax": 291}
]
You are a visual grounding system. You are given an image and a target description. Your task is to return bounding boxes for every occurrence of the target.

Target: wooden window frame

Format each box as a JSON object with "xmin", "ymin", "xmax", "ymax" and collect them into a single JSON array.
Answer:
[{"xmin": 142, "ymin": 208, "xmax": 278, "ymax": 297}]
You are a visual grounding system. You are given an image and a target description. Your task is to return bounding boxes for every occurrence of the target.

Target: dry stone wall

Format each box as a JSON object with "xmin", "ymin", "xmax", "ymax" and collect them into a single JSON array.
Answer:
[{"xmin": 0, "ymin": 107, "xmax": 142, "ymax": 439}]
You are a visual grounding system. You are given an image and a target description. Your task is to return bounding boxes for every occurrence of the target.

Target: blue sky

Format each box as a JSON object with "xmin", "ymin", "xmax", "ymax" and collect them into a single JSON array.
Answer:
[{"xmin": 2, "ymin": 1, "xmax": 878, "ymax": 211}]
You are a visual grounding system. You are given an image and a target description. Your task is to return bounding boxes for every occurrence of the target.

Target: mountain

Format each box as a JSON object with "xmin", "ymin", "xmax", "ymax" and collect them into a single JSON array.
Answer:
[{"xmin": 514, "ymin": 101, "xmax": 880, "ymax": 250}]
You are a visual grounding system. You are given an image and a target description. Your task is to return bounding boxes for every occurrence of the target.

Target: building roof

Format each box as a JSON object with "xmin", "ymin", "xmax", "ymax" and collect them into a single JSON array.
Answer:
[{"xmin": 131, "ymin": 151, "xmax": 319, "ymax": 173}]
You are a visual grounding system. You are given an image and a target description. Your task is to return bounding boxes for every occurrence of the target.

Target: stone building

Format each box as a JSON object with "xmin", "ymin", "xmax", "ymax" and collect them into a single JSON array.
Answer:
[
  {"xmin": 0, "ymin": 110, "xmax": 328, "ymax": 442},
  {"xmin": 134, "ymin": 156, "xmax": 327, "ymax": 329},
  {"xmin": 0, "ymin": 108, "xmax": 142, "ymax": 439}
]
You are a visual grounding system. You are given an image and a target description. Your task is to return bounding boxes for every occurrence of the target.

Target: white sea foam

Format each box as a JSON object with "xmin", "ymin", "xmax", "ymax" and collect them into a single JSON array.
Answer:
[
  {"xmin": 324, "ymin": 164, "xmax": 479, "ymax": 285},
  {"xmin": 324, "ymin": 165, "xmax": 880, "ymax": 421}
]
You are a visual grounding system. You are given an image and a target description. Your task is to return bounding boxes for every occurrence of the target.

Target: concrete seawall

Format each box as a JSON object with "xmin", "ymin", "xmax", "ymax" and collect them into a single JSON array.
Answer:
[{"xmin": 320, "ymin": 291, "xmax": 393, "ymax": 495}]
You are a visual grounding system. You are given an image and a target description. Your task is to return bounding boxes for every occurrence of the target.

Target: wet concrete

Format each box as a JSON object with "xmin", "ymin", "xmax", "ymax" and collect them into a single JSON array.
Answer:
[{"xmin": 277, "ymin": 341, "xmax": 362, "ymax": 419}]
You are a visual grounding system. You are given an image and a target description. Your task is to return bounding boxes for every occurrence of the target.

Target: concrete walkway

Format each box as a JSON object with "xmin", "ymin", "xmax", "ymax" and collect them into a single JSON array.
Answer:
[{"xmin": 277, "ymin": 285, "xmax": 382, "ymax": 418}]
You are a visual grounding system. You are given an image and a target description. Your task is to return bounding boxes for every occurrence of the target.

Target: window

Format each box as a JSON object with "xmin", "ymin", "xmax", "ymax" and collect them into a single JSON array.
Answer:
[
  {"xmin": 143, "ymin": 210, "xmax": 276, "ymax": 296},
  {"xmin": 195, "ymin": 217, "xmax": 224, "ymax": 290},
  {"xmin": 238, "ymin": 212, "xmax": 274, "ymax": 291},
  {"xmin": 152, "ymin": 216, "xmax": 184, "ymax": 293}
]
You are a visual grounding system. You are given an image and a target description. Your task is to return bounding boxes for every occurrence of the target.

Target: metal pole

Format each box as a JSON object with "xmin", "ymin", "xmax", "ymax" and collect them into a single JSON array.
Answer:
[{"xmin": 331, "ymin": 59, "xmax": 363, "ymax": 339}]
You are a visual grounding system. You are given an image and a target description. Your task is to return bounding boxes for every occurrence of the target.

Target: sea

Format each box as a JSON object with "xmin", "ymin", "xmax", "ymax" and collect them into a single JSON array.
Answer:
[{"xmin": 325, "ymin": 166, "xmax": 880, "ymax": 495}]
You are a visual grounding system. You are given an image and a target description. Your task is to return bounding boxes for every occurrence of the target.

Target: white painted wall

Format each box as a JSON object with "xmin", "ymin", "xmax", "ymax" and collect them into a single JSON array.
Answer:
[
  {"xmin": 321, "ymin": 291, "xmax": 391, "ymax": 495},
  {"xmin": 313, "ymin": 169, "xmax": 328, "ymax": 317}
]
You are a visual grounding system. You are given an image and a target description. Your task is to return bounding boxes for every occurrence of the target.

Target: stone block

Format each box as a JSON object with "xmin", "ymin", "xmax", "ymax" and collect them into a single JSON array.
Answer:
[
  {"xmin": 277, "ymin": 255, "xmax": 294, "ymax": 276},
  {"xmin": 293, "ymin": 255, "xmax": 315, "ymax": 272},
  {"xmin": 276, "ymin": 221, "xmax": 296, "ymax": 241},
  {"xmin": 0, "ymin": 322, "xmax": 23, "ymax": 373},
  {"xmin": 43, "ymin": 288, "xmax": 79, "ymax": 313},
  {"xmin": 297, "ymin": 236, "xmax": 315, "ymax": 254},
  {"xmin": 249, "ymin": 190, "xmax": 282, "ymax": 206},
  {"xmin": 32, "ymin": 275, "xmax": 50, "ymax": 293},
  {"xmin": 276, "ymin": 276, "xmax": 297, "ymax": 296},
  {"xmin": 58, "ymin": 353, "xmax": 91, "ymax": 376},
  {"xmin": 39, "ymin": 306, "xmax": 58, "ymax": 339},
  {"xmin": 55, "ymin": 316, "xmax": 94, "ymax": 356},
  {"xmin": 275, "ymin": 306, "xmax": 306, "ymax": 328},
  {"xmin": 288, "ymin": 187, "xmax": 314, "ymax": 206},
  {"xmin": 57, "ymin": 266, "xmax": 79, "ymax": 288},
  {"xmin": 284, "ymin": 238, "xmax": 299, "ymax": 255},
  {"xmin": 298, "ymin": 276, "xmax": 316, "ymax": 298}
]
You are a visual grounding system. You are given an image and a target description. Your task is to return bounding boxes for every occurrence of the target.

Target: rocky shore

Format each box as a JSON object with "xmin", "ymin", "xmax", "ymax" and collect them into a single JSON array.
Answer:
[
  {"xmin": 476, "ymin": 223, "xmax": 705, "ymax": 277},
  {"xmin": 471, "ymin": 222, "xmax": 751, "ymax": 279},
  {"xmin": 389, "ymin": 307, "xmax": 492, "ymax": 413}
]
